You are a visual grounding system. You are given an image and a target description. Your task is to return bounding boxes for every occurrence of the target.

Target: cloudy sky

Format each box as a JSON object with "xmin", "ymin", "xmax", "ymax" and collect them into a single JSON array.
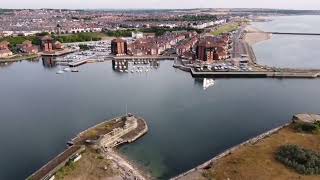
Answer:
[{"xmin": 2, "ymin": 0, "xmax": 320, "ymax": 10}]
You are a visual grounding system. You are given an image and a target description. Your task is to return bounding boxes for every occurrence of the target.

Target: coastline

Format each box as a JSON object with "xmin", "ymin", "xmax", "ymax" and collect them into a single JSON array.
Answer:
[
  {"xmin": 172, "ymin": 114, "xmax": 320, "ymax": 179},
  {"xmin": 113, "ymin": 148, "xmax": 152, "ymax": 179},
  {"xmin": 0, "ymin": 54, "xmax": 41, "ymax": 63},
  {"xmin": 171, "ymin": 122, "xmax": 291, "ymax": 180}
]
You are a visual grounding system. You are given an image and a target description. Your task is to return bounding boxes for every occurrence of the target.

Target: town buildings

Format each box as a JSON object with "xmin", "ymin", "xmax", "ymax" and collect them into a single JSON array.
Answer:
[
  {"xmin": 17, "ymin": 40, "xmax": 38, "ymax": 54},
  {"xmin": 0, "ymin": 41, "xmax": 13, "ymax": 58},
  {"xmin": 40, "ymin": 36, "xmax": 67, "ymax": 53},
  {"xmin": 196, "ymin": 35, "xmax": 231, "ymax": 63},
  {"xmin": 128, "ymin": 31, "xmax": 197, "ymax": 56},
  {"xmin": 41, "ymin": 36, "xmax": 53, "ymax": 52}
]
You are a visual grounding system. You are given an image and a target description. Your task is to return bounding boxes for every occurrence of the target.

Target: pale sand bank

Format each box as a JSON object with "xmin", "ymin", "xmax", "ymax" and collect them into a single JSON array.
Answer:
[{"xmin": 244, "ymin": 26, "xmax": 272, "ymax": 45}]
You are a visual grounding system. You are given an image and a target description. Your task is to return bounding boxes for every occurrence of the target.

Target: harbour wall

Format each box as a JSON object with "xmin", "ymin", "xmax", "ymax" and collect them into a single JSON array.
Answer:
[
  {"xmin": 27, "ymin": 115, "xmax": 148, "ymax": 180},
  {"xmin": 171, "ymin": 122, "xmax": 292, "ymax": 180}
]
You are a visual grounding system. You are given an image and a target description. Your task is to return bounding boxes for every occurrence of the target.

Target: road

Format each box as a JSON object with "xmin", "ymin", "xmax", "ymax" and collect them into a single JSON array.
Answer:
[{"xmin": 231, "ymin": 27, "xmax": 247, "ymax": 58}]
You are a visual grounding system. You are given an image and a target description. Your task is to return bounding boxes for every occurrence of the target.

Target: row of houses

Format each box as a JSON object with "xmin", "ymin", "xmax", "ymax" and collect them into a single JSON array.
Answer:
[
  {"xmin": 176, "ymin": 35, "xmax": 199, "ymax": 57},
  {"xmin": 0, "ymin": 40, "xmax": 39, "ymax": 58},
  {"xmin": 128, "ymin": 31, "xmax": 197, "ymax": 56},
  {"xmin": 0, "ymin": 35, "xmax": 66, "ymax": 58},
  {"xmin": 192, "ymin": 19, "xmax": 227, "ymax": 29}
]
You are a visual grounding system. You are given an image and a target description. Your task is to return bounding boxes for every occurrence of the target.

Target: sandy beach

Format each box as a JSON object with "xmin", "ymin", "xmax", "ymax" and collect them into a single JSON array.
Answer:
[{"xmin": 244, "ymin": 26, "xmax": 272, "ymax": 45}]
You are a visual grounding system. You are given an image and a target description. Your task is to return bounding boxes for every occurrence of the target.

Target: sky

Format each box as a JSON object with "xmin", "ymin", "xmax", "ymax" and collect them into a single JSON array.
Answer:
[{"xmin": 2, "ymin": 0, "xmax": 320, "ymax": 10}]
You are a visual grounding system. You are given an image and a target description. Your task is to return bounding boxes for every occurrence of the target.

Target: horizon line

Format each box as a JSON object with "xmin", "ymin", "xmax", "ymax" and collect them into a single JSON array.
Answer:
[{"xmin": 1, "ymin": 7, "xmax": 319, "ymax": 11}]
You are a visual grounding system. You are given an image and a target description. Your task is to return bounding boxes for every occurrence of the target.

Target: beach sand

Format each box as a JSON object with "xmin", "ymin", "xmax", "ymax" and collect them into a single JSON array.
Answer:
[{"xmin": 244, "ymin": 26, "xmax": 272, "ymax": 45}]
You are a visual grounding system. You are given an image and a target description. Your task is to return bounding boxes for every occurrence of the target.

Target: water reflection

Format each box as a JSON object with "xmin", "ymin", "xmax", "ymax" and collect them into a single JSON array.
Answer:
[
  {"xmin": 194, "ymin": 78, "xmax": 215, "ymax": 90},
  {"xmin": 112, "ymin": 59, "xmax": 160, "ymax": 73},
  {"xmin": 42, "ymin": 57, "xmax": 57, "ymax": 68}
]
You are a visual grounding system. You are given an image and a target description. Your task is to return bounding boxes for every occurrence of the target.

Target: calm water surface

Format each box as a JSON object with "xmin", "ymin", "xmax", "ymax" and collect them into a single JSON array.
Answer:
[
  {"xmin": 0, "ymin": 16, "xmax": 320, "ymax": 180},
  {"xmin": 252, "ymin": 15, "xmax": 320, "ymax": 68}
]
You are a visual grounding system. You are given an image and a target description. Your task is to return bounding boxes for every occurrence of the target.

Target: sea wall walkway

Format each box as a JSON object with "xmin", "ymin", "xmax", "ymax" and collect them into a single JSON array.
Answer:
[
  {"xmin": 171, "ymin": 122, "xmax": 291, "ymax": 179},
  {"xmin": 190, "ymin": 68, "xmax": 320, "ymax": 79}
]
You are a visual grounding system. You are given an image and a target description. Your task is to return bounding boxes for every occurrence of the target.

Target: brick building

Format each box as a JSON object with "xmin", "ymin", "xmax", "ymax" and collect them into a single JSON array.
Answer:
[
  {"xmin": 196, "ymin": 35, "xmax": 230, "ymax": 63},
  {"xmin": 111, "ymin": 38, "xmax": 128, "ymax": 56},
  {"xmin": 41, "ymin": 36, "xmax": 53, "ymax": 52},
  {"xmin": 17, "ymin": 40, "xmax": 38, "ymax": 54}
]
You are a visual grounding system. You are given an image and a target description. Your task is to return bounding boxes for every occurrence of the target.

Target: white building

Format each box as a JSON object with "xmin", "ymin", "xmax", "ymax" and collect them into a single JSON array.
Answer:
[{"xmin": 132, "ymin": 32, "xmax": 144, "ymax": 39}]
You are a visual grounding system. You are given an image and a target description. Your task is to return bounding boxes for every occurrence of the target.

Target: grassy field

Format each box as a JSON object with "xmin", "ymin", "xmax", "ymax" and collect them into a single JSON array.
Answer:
[
  {"xmin": 0, "ymin": 54, "xmax": 40, "ymax": 62},
  {"xmin": 212, "ymin": 23, "xmax": 240, "ymax": 36},
  {"xmin": 55, "ymin": 148, "xmax": 119, "ymax": 180},
  {"xmin": 197, "ymin": 124, "xmax": 320, "ymax": 180}
]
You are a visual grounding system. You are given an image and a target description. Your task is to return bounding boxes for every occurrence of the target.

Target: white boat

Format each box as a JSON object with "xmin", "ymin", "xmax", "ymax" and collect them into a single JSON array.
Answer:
[
  {"xmin": 63, "ymin": 67, "xmax": 71, "ymax": 72},
  {"xmin": 56, "ymin": 70, "xmax": 64, "ymax": 74},
  {"xmin": 131, "ymin": 70, "xmax": 134, "ymax": 73},
  {"xmin": 71, "ymin": 68, "xmax": 79, "ymax": 72},
  {"xmin": 120, "ymin": 69, "xmax": 124, "ymax": 72},
  {"xmin": 203, "ymin": 78, "xmax": 215, "ymax": 90},
  {"xmin": 125, "ymin": 70, "xmax": 128, "ymax": 73}
]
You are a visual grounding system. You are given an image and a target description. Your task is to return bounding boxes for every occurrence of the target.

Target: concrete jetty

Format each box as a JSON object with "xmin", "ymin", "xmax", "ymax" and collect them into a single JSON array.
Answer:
[
  {"xmin": 40, "ymin": 48, "xmax": 76, "ymax": 57},
  {"xmin": 27, "ymin": 114, "xmax": 148, "ymax": 180},
  {"xmin": 68, "ymin": 59, "xmax": 87, "ymax": 67},
  {"xmin": 247, "ymin": 31, "xmax": 320, "ymax": 36},
  {"xmin": 190, "ymin": 68, "xmax": 320, "ymax": 79}
]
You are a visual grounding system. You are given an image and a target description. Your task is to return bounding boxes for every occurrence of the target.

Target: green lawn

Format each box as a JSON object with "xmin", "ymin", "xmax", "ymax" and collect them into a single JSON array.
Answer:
[{"xmin": 212, "ymin": 23, "xmax": 240, "ymax": 36}]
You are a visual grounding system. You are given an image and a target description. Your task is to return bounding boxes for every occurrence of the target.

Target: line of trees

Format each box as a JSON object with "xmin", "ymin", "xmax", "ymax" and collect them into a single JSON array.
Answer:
[
  {"xmin": 276, "ymin": 144, "xmax": 320, "ymax": 175},
  {"xmin": 0, "ymin": 36, "xmax": 41, "ymax": 47},
  {"xmin": 104, "ymin": 27, "xmax": 203, "ymax": 37},
  {"xmin": 54, "ymin": 32, "xmax": 102, "ymax": 43}
]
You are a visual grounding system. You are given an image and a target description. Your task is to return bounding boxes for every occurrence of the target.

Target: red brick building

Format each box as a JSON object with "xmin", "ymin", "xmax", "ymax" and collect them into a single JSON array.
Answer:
[
  {"xmin": 17, "ymin": 40, "xmax": 38, "ymax": 54},
  {"xmin": 0, "ymin": 41, "xmax": 10, "ymax": 50},
  {"xmin": 111, "ymin": 38, "xmax": 128, "ymax": 56},
  {"xmin": 196, "ymin": 36, "xmax": 230, "ymax": 63},
  {"xmin": 41, "ymin": 36, "xmax": 53, "ymax": 52},
  {"xmin": 0, "ymin": 41, "xmax": 13, "ymax": 58}
]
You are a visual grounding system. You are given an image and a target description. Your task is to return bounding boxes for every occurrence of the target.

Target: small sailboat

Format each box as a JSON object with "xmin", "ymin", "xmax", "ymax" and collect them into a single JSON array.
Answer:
[
  {"xmin": 63, "ymin": 67, "xmax": 71, "ymax": 72},
  {"xmin": 203, "ymin": 78, "xmax": 215, "ymax": 90}
]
